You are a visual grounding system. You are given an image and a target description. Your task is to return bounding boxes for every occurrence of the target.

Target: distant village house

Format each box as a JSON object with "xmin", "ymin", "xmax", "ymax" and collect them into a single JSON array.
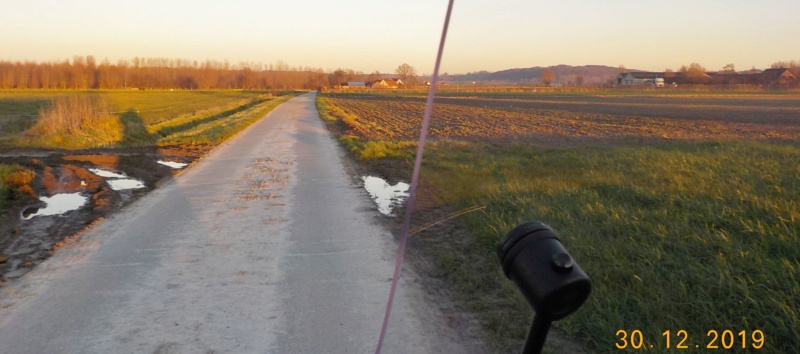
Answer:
[
  {"xmin": 616, "ymin": 72, "xmax": 669, "ymax": 87},
  {"xmin": 339, "ymin": 81, "xmax": 366, "ymax": 89},
  {"xmin": 365, "ymin": 79, "xmax": 403, "ymax": 89},
  {"xmin": 339, "ymin": 79, "xmax": 404, "ymax": 90}
]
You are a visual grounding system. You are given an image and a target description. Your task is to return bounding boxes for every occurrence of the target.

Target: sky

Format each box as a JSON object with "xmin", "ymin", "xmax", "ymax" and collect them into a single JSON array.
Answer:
[{"xmin": 2, "ymin": 0, "xmax": 799, "ymax": 75}]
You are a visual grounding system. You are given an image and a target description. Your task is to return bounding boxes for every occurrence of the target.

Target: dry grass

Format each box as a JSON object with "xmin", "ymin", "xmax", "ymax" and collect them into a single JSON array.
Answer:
[
  {"xmin": 0, "ymin": 164, "xmax": 36, "ymax": 211},
  {"xmin": 26, "ymin": 96, "xmax": 123, "ymax": 147}
]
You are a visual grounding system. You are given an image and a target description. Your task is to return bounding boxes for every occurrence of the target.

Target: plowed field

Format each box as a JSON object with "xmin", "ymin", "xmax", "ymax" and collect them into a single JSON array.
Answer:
[{"xmin": 324, "ymin": 94, "xmax": 800, "ymax": 144}]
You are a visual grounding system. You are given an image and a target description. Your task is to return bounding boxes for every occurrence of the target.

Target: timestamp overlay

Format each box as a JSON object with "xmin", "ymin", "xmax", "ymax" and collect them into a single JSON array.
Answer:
[{"xmin": 615, "ymin": 329, "xmax": 768, "ymax": 351}]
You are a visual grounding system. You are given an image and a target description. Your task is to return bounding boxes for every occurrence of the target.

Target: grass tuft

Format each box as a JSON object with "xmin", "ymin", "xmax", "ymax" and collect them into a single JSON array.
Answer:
[
  {"xmin": 25, "ymin": 96, "xmax": 123, "ymax": 148},
  {"xmin": 0, "ymin": 164, "xmax": 36, "ymax": 212}
]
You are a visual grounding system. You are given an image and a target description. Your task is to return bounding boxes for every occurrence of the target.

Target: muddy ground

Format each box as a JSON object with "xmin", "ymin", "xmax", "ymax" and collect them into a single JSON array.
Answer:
[{"xmin": 0, "ymin": 145, "xmax": 211, "ymax": 283}]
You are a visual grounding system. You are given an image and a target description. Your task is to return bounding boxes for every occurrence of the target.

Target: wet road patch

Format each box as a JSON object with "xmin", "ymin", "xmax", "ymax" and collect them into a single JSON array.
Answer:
[{"xmin": 362, "ymin": 176, "xmax": 409, "ymax": 216}]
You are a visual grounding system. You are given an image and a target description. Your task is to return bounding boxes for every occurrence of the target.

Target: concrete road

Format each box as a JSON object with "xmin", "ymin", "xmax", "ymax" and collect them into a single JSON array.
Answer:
[{"xmin": 0, "ymin": 92, "xmax": 481, "ymax": 353}]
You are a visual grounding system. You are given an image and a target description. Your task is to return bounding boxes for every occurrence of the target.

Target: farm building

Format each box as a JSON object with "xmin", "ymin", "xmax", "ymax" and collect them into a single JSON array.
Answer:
[
  {"xmin": 759, "ymin": 68, "xmax": 798, "ymax": 86},
  {"xmin": 708, "ymin": 72, "xmax": 762, "ymax": 85},
  {"xmin": 366, "ymin": 79, "xmax": 403, "ymax": 89},
  {"xmin": 703, "ymin": 69, "xmax": 797, "ymax": 86},
  {"xmin": 618, "ymin": 69, "xmax": 797, "ymax": 87},
  {"xmin": 339, "ymin": 81, "xmax": 366, "ymax": 89},
  {"xmin": 616, "ymin": 72, "xmax": 664, "ymax": 86}
]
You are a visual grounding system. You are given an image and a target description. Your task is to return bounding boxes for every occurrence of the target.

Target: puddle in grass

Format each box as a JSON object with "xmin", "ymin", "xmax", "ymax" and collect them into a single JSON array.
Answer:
[
  {"xmin": 90, "ymin": 168, "xmax": 145, "ymax": 191},
  {"xmin": 362, "ymin": 176, "xmax": 410, "ymax": 216},
  {"xmin": 158, "ymin": 160, "xmax": 188, "ymax": 169},
  {"xmin": 22, "ymin": 193, "xmax": 88, "ymax": 220}
]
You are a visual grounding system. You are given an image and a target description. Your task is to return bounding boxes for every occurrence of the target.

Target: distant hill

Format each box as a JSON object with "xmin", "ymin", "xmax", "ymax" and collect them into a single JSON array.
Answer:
[{"xmin": 432, "ymin": 65, "xmax": 631, "ymax": 85}]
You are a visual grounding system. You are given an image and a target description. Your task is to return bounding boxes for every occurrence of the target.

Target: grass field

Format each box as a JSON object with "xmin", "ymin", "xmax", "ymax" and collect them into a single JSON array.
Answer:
[
  {"xmin": 0, "ymin": 90, "xmax": 294, "ymax": 148},
  {"xmin": 318, "ymin": 92, "xmax": 800, "ymax": 353}
]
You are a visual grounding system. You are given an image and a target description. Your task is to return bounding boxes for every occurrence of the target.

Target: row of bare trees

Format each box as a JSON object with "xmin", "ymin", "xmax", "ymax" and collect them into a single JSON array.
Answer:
[{"xmin": 0, "ymin": 56, "xmax": 338, "ymax": 90}]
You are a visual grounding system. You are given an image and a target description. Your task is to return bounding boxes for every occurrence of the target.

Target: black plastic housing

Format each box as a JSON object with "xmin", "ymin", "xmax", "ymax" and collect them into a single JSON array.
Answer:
[{"xmin": 497, "ymin": 221, "xmax": 591, "ymax": 321}]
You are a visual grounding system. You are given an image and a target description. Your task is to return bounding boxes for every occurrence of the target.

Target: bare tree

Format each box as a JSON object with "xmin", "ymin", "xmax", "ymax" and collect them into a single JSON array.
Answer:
[
  {"xmin": 771, "ymin": 60, "xmax": 800, "ymax": 69},
  {"xmin": 540, "ymin": 68, "xmax": 555, "ymax": 86},
  {"xmin": 328, "ymin": 69, "xmax": 350, "ymax": 88},
  {"xmin": 687, "ymin": 63, "xmax": 707, "ymax": 80},
  {"xmin": 366, "ymin": 70, "xmax": 382, "ymax": 83},
  {"xmin": 395, "ymin": 63, "xmax": 416, "ymax": 86},
  {"xmin": 723, "ymin": 63, "xmax": 736, "ymax": 73}
]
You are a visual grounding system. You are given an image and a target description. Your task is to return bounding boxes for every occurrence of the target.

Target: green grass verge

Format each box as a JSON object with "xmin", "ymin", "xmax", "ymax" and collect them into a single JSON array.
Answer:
[
  {"xmin": 316, "ymin": 96, "xmax": 417, "ymax": 160},
  {"xmin": 0, "ymin": 90, "xmax": 296, "ymax": 149},
  {"xmin": 419, "ymin": 140, "xmax": 799, "ymax": 353},
  {"xmin": 158, "ymin": 94, "xmax": 293, "ymax": 145}
]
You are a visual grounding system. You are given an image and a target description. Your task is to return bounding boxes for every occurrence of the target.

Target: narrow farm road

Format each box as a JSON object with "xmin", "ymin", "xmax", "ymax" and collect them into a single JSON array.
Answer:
[{"xmin": 0, "ymin": 92, "xmax": 481, "ymax": 353}]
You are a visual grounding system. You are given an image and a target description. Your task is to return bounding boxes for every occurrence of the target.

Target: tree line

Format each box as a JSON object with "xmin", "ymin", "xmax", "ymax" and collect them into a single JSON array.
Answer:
[{"xmin": 0, "ymin": 56, "xmax": 338, "ymax": 90}]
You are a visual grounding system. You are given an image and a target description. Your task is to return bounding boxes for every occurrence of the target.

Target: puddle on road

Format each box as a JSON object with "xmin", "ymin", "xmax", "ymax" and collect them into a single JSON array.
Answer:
[
  {"xmin": 22, "ymin": 193, "xmax": 88, "ymax": 220},
  {"xmin": 362, "ymin": 176, "xmax": 410, "ymax": 216},
  {"xmin": 90, "ymin": 168, "xmax": 146, "ymax": 191},
  {"xmin": 158, "ymin": 160, "xmax": 188, "ymax": 169}
]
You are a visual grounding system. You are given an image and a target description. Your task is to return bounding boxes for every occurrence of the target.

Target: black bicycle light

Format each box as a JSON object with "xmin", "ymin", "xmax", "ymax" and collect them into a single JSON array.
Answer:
[{"xmin": 498, "ymin": 221, "xmax": 591, "ymax": 353}]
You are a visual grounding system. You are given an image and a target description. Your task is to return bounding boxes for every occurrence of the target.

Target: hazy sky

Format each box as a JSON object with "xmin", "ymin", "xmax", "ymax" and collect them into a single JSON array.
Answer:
[{"xmin": 2, "ymin": 0, "xmax": 799, "ymax": 74}]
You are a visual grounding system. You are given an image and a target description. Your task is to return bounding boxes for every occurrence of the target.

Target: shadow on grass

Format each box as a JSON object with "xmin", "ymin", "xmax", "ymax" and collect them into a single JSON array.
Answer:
[
  {"xmin": 152, "ymin": 98, "xmax": 269, "ymax": 138},
  {"xmin": 120, "ymin": 109, "xmax": 155, "ymax": 146},
  {"xmin": 0, "ymin": 98, "xmax": 53, "ymax": 140}
]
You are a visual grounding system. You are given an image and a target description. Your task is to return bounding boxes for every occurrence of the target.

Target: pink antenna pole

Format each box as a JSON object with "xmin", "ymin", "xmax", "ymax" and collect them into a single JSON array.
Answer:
[{"xmin": 374, "ymin": 0, "xmax": 455, "ymax": 353}]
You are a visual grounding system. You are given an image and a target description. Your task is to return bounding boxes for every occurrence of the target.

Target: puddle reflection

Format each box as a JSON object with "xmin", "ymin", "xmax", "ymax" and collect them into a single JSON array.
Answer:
[
  {"xmin": 89, "ymin": 168, "xmax": 145, "ymax": 191},
  {"xmin": 158, "ymin": 160, "xmax": 188, "ymax": 169},
  {"xmin": 107, "ymin": 179, "xmax": 145, "ymax": 190},
  {"xmin": 22, "ymin": 193, "xmax": 88, "ymax": 220},
  {"xmin": 362, "ymin": 176, "xmax": 410, "ymax": 216},
  {"xmin": 89, "ymin": 168, "xmax": 126, "ymax": 179}
]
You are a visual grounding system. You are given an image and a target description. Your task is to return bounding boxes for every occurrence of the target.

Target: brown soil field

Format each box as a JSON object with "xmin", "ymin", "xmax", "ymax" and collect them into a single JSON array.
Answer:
[{"xmin": 326, "ymin": 94, "xmax": 800, "ymax": 145}]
